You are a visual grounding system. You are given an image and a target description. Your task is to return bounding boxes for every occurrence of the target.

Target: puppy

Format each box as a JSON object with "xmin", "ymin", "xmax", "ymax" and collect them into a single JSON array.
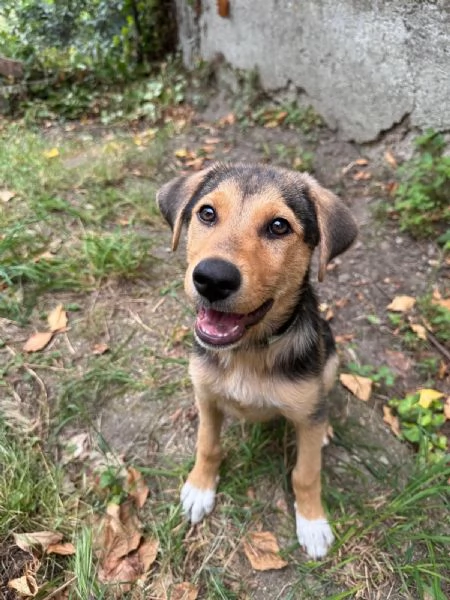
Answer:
[{"xmin": 157, "ymin": 163, "xmax": 357, "ymax": 559}]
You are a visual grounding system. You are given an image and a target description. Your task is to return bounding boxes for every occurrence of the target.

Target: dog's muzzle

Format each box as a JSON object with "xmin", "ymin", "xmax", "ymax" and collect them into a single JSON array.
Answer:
[{"xmin": 192, "ymin": 259, "xmax": 272, "ymax": 347}]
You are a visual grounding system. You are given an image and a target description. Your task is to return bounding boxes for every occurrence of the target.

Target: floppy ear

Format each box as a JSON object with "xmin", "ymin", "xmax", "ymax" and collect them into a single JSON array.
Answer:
[
  {"xmin": 303, "ymin": 174, "xmax": 358, "ymax": 281},
  {"xmin": 156, "ymin": 167, "xmax": 214, "ymax": 251}
]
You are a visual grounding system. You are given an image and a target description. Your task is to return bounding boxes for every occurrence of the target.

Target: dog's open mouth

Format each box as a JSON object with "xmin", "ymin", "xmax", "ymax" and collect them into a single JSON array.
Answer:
[{"xmin": 195, "ymin": 300, "xmax": 273, "ymax": 347}]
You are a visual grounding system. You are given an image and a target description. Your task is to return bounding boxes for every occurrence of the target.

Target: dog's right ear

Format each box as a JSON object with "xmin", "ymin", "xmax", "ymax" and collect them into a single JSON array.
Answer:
[{"xmin": 156, "ymin": 167, "xmax": 214, "ymax": 251}]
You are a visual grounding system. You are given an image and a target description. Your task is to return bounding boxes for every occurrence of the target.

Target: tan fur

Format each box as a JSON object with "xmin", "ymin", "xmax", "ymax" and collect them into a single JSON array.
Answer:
[{"xmin": 157, "ymin": 163, "xmax": 357, "ymax": 554}]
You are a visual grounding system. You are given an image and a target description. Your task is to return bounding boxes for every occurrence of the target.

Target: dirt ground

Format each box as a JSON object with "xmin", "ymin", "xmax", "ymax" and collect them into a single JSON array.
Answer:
[{"xmin": 1, "ymin": 92, "xmax": 449, "ymax": 599}]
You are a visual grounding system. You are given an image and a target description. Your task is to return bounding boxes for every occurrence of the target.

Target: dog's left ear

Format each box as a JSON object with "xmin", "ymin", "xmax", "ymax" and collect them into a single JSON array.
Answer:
[
  {"xmin": 157, "ymin": 167, "xmax": 214, "ymax": 251},
  {"xmin": 304, "ymin": 174, "xmax": 358, "ymax": 281}
]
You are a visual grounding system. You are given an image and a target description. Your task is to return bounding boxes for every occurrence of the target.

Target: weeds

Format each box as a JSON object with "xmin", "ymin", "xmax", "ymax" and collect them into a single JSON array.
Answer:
[{"xmin": 394, "ymin": 129, "xmax": 450, "ymax": 244}]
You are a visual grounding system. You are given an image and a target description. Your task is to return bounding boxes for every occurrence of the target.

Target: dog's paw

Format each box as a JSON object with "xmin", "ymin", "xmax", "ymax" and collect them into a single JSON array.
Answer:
[
  {"xmin": 181, "ymin": 481, "xmax": 216, "ymax": 524},
  {"xmin": 295, "ymin": 510, "xmax": 334, "ymax": 559}
]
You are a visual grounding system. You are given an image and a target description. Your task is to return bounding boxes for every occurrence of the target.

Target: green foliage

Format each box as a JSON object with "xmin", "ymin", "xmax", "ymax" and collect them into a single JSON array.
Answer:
[
  {"xmin": 1, "ymin": 0, "xmax": 175, "ymax": 77},
  {"xmin": 394, "ymin": 130, "xmax": 450, "ymax": 244},
  {"xmin": 418, "ymin": 295, "xmax": 450, "ymax": 344},
  {"xmin": 389, "ymin": 393, "xmax": 448, "ymax": 463},
  {"xmin": 346, "ymin": 362, "xmax": 396, "ymax": 388}
]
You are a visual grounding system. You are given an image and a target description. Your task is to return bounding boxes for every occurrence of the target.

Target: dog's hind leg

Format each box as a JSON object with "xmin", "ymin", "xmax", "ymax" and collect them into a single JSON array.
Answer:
[
  {"xmin": 181, "ymin": 396, "xmax": 223, "ymax": 524},
  {"xmin": 291, "ymin": 420, "xmax": 334, "ymax": 559}
]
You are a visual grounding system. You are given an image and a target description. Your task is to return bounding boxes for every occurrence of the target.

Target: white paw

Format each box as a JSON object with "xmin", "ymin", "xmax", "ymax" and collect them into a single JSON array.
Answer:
[
  {"xmin": 180, "ymin": 481, "xmax": 216, "ymax": 524},
  {"xmin": 295, "ymin": 509, "xmax": 334, "ymax": 559}
]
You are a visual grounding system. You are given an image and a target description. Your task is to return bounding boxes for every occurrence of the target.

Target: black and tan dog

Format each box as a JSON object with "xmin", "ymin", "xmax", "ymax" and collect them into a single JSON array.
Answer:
[{"xmin": 157, "ymin": 163, "xmax": 357, "ymax": 559}]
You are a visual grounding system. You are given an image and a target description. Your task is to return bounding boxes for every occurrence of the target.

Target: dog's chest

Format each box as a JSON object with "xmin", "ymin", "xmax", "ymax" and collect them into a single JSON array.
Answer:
[{"xmin": 190, "ymin": 353, "xmax": 318, "ymax": 421}]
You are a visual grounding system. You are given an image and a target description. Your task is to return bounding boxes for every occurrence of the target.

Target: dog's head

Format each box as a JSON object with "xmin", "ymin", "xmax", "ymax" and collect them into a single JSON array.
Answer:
[{"xmin": 157, "ymin": 163, "xmax": 357, "ymax": 350}]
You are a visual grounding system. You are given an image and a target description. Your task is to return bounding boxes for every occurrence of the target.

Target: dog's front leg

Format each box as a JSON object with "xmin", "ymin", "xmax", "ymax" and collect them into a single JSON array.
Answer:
[
  {"xmin": 291, "ymin": 420, "xmax": 334, "ymax": 559},
  {"xmin": 181, "ymin": 394, "xmax": 224, "ymax": 524}
]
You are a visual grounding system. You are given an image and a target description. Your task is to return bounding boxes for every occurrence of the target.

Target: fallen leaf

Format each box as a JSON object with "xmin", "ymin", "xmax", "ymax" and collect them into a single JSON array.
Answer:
[
  {"xmin": 174, "ymin": 148, "xmax": 189, "ymax": 159},
  {"xmin": 92, "ymin": 343, "xmax": 109, "ymax": 355},
  {"xmin": 171, "ymin": 582, "xmax": 199, "ymax": 600},
  {"xmin": 0, "ymin": 188, "xmax": 16, "ymax": 202},
  {"xmin": 387, "ymin": 295, "xmax": 416, "ymax": 313},
  {"xmin": 383, "ymin": 406, "xmax": 401, "ymax": 437},
  {"xmin": 432, "ymin": 295, "xmax": 450, "ymax": 312},
  {"xmin": 23, "ymin": 331, "xmax": 54, "ymax": 353},
  {"xmin": 444, "ymin": 397, "xmax": 450, "ymax": 421},
  {"xmin": 8, "ymin": 574, "xmax": 38, "ymax": 597},
  {"xmin": 335, "ymin": 333, "xmax": 355, "ymax": 343},
  {"xmin": 352, "ymin": 170, "xmax": 372, "ymax": 181},
  {"xmin": 62, "ymin": 432, "xmax": 90, "ymax": 464},
  {"xmin": 417, "ymin": 388, "xmax": 444, "ymax": 409},
  {"xmin": 126, "ymin": 467, "xmax": 150, "ymax": 509},
  {"xmin": 14, "ymin": 531, "xmax": 63, "ymax": 554},
  {"xmin": 385, "ymin": 349, "xmax": 412, "ymax": 374},
  {"xmin": 409, "ymin": 323, "xmax": 427, "ymax": 340},
  {"xmin": 218, "ymin": 112, "xmax": 236, "ymax": 126},
  {"xmin": 339, "ymin": 373, "xmax": 372, "ymax": 402},
  {"xmin": 384, "ymin": 150, "xmax": 398, "ymax": 168},
  {"xmin": 47, "ymin": 304, "xmax": 68, "ymax": 332},
  {"xmin": 172, "ymin": 325, "xmax": 191, "ymax": 344},
  {"xmin": 47, "ymin": 542, "xmax": 76, "ymax": 556},
  {"xmin": 43, "ymin": 147, "xmax": 59, "ymax": 159},
  {"xmin": 243, "ymin": 531, "xmax": 288, "ymax": 571},
  {"xmin": 204, "ymin": 137, "xmax": 221, "ymax": 144},
  {"xmin": 137, "ymin": 537, "xmax": 159, "ymax": 573}
]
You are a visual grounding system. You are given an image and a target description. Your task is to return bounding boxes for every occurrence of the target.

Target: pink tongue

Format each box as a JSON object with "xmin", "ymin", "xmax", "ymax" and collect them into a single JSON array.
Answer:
[{"xmin": 196, "ymin": 307, "xmax": 245, "ymax": 344}]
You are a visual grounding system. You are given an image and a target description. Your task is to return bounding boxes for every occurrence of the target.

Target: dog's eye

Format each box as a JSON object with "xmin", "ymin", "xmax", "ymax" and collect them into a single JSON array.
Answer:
[
  {"xmin": 268, "ymin": 218, "xmax": 291, "ymax": 237},
  {"xmin": 198, "ymin": 205, "xmax": 216, "ymax": 224}
]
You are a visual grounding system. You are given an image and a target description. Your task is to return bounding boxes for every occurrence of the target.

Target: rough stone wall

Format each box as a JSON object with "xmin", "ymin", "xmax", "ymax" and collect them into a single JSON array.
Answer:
[{"xmin": 175, "ymin": 0, "xmax": 450, "ymax": 142}]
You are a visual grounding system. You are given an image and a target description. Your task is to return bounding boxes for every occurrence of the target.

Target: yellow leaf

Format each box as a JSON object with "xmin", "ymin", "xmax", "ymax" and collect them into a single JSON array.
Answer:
[
  {"xmin": 384, "ymin": 150, "xmax": 398, "ymax": 168},
  {"xmin": 417, "ymin": 388, "xmax": 444, "ymax": 409},
  {"xmin": 43, "ymin": 147, "xmax": 59, "ymax": 159},
  {"xmin": 47, "ymin": 304, "xmax": 68, "ymax": 332},
  {"xmin": 243, "ymin": 531, "xmax": 288, "ymax": 571},
  {"xmin": 387, "ymin": 295, "xmax": 416, "ymax": 312},
  {"xmin": 339, "ymin": 373, "xmax": 372, "ymax": 402},
  {"xmin": 410, "ymin": 323, "xmax": 427, "ymax": 340},
  {"xmin": 174, "ymin": 148, "xmax": 188, "ymax": 158},
  {"xmin": 23, "ymin": 331, "xmax": 54, "ymax": 353}
]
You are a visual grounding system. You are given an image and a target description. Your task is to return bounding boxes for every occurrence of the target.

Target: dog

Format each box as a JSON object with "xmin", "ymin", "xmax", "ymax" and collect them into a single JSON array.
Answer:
[{"xmin": 157, "ymin": 162, "xmax": 357, "ymax": 559}]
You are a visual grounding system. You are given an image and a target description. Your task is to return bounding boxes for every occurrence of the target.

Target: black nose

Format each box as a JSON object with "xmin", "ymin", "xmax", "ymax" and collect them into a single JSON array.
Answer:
[{"xmin": 193, "ymin": 258, "xmax": 241, "ymax": 303}]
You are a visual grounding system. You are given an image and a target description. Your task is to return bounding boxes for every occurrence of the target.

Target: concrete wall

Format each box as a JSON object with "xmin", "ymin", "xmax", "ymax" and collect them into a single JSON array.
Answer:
[{"xmin": 175, "ymin": 0, "xmax": 450, "ymax": 142}]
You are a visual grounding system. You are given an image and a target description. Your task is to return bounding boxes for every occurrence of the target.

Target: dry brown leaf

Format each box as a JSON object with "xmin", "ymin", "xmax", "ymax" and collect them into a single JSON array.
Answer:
[
  {"xmin": 8, "ymin": 574, "xmax": 38, "ymax": 597},
  {"xmin": 204, "ymin": 137, "xmax": 221, "ymax": 144},
  {"xmin": 352, "ymin": 170, "xmax": 372, "ymax": 181},
  {"xmin": 23, "ymin": 331, "xmax": 54, "ymax": 353},
  {"xmin": 0, "ymin": 188, "xmax": 16, "ymax": 202},
  {"xmin": 126, "ymin": 467, "xmax": 150, "ymax": 509},
  {"xmin": 384, "ymin": 150, "xmax": 398, "ymax": 168},
  {"xmin": 171, "ymin": 582, "xmax": 199, "ymax": 600},
  {"xmin": 339, "ymin": 373, "xmax": 372, "ymax": 401},
  {"xmin": 137, "ymin": 538, "xmax": 159, "ymax": 573},
  {"xmin": 243, "ymin": 531, "xmax": 288, "ymax": 571},
  {"xmin": 387, "ymin": 295, "xmax": 416, "ymax": 312},
  {"xmin": 432, "ymin": 290, "xmax": 450, "ymax": 310},
  {"xmin": 444, "ymin": 397, "xmax": 450, "ymax": 421},
  {"xmin": 409, "ymin": 323, "xmax": 427, "ymax": 340},
  {"xmin": 335, "ymin": 333, "xmax": 354, "ymax": 343},
  {"xmin": 384, "ymin": 349, "xmax": 412, "ymax": 374},
  {"xmin": 47, "ymin": 542, "xmax": 76, "ymax": 556},
  {"xmin": 382, "ymin": 406, "xmax": 401, "ymax": 437},
  {"xmin": 218, "ymin": 112, "xmax": 236, "ymax": 126},
  {"xmin": 92, "ymin": 343, "xmax": 109, "ymax": 355},
  {"xmin": 47, "ymin": 304, "xmax": 68, "ymax": 332},
  {"xmin": 14, "ymin": 531, "xmax": 63, "ymax": 554}
]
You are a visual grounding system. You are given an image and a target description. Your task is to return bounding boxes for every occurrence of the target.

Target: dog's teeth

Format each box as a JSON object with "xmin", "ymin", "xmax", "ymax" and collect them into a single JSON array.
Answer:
[{"xmin": 295, "ymin": 510, "xmax": 334, "ymax": 559}]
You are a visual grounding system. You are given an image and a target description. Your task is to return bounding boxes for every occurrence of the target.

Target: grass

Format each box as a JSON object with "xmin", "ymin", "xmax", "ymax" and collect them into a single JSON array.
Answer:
[{"xmin": 0, "ymin": 85, "xmax": 449, "ymax": 599}]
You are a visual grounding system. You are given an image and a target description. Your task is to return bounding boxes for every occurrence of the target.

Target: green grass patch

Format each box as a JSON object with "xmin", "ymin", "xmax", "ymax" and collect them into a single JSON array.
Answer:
[{"xmin": 393, "ymin": 130, "xmax": 450, "ymax": 245}]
